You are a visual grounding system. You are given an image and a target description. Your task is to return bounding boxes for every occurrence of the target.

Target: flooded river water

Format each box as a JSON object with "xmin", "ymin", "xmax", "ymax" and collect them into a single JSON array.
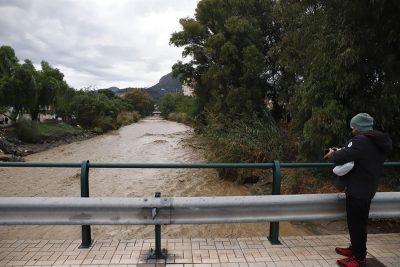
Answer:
[{"xmin": 0, "ymin": 116, "xmax": 311, "ymax": 239}]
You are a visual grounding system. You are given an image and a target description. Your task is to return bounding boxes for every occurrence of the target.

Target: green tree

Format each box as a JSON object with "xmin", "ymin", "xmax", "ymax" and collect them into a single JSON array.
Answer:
[
  {"xmin": 159, "ymin": 93, "xmax": 197, "ymax": 118},
  {"xmin": 124, "ymin": 89, "xmax": 155, "ymax": 116},
  {"xmin": 97, "ymin": 89, "xmax": 116, "ymax": 99},
  {"xmin": 29, "ymin": 61, "xmax": 69, "ymax": 120},
  {"xmin": 170, "ymin": 0, "xmax": 281, "ymax": 124},
  {"xmin": 0, "ymin": 45, "xmax": 18, "ymax": 78},
  {"xmin": 158, "ymin": 93, "xmax": 176, "ymax": 117},
  {"xmin": 0, "ymin": 46, "xmax": 76, "ymax": 122},
  {"xmin": 175, "ymin": 94, "xmax": 197, "ymax": 117},
  {"xmin": 0, "ymin": 45, "xmax": 19, "ymax": 112},
  {"xmin": 275, "ymin": 0, "xmax": 400, "ymax": 159},
  {"xmin": 1, "ymin": 59, "xmax": 38, "ymax": 121},
  {"xmin": 70, "ymin": 91, "xmax": 122, "ymax": 128},
  {"xmin": 54, "ymin": 85, "xmax": 76, "ymax": 120}
]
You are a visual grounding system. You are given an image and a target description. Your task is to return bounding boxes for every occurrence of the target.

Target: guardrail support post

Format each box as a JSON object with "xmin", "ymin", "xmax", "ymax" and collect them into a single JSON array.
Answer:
[
  {"xmin": 80, "ymin": 160, "xmax": 93, "ymax": 249},
  {"xmin": 148, "ymin": 192, "xmax": 167, "ymax": 259},
  {"xmin": 269, "ymin": 160, "xmax": 282, "ymax": 245}
]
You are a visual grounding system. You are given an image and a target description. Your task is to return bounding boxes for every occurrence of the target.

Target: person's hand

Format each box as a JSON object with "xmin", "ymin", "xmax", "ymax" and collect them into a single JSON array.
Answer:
[{"xmin": 323, "ymin": 148, "xmax": 337, "ymax": 160}]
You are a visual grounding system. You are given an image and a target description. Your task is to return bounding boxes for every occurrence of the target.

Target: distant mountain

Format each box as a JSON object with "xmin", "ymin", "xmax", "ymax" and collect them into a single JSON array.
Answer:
[
  {"xmin": 146, "ymin": 72, "xmax": 182, "ymax": 100},
  {"xmin": 107, "ymin": 86, "xmax": 120, "ymax": 93},
  {"xmin": 103, "ymin": 73, "xmax": 182, "ymax": 100},
  {"xmin": 103, "ymin": 87, "xmax": 134, "ymax": 97}
]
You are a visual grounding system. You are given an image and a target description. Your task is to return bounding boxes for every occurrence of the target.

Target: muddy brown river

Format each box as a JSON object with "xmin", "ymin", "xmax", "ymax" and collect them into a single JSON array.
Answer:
[{"xmin": 0, "ymin": 116, "xmax": 311, "ymax": 239}]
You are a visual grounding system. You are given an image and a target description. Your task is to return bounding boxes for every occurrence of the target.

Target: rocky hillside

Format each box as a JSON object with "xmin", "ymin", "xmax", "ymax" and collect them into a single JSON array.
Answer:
[
  {"xmin": 104, "ymin": 72, "xmax": 182, "ymax": 100},
  {"xmin": 146, "ymin": 72, "xmax": 182, "ymax": 100}
]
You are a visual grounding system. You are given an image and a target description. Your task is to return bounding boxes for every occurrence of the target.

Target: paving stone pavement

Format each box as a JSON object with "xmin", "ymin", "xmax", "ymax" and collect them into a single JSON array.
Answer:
[{"xmin": 0, "ymin": 234, "xmax": 399, "ymax": 267}]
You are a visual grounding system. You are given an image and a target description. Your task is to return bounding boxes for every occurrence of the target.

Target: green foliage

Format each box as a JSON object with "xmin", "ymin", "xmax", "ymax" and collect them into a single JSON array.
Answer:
[
  {"xmin": 0, "ymin": 105, "xmax": 7, "ymax": 113},
  {"xmin": 297, "ymin": 101, "xmax": 348, "ymax": 160},
  {"xmin": 97, "ymin": 89, "xmax": 116, "ymax": 99},
  {"xmin": 167, "ymin": 112, "xmax": 188, "ymax": 124},
  {"xmin": 0, "ymin": 59, "xmax": 38, "ymax": 120},
  {"xmin": 93, "ymin": 127, "xmax": 103, "ymax": 134},
  {"xmin": 170, "ymin": 0, "xmax": 281, "ymax": 124},
  {"xmin": 124, "ymin": 89, "xmax": 155, "ymax": 116},
  {"xmin": 33, "ymin": 61, "xmax": 69, "ymax": 120},
  {"xmin": 70, "ymin": 91, "xmax": 121, "ymax": 128},
  {"xmin": 274, "ymin": 0, "xmax": 400, "ymax": 160},
  {"xmin": 158, "ymin": 93, "xmax": 197, "ymax": 121},
  {"xmin": 281, "ymin": 169, "xmax": 336, "ymax": 195},
  {"xmin": 175, "ymin": 95, "xmax": 197, "ymax": 117},
  {"xmin": 0, "ymin": 45, "xmax": 18, "ymax": 78},
  {"xmin": 117, "ymin": 111, "xmax": 141, "ymax": 125},
  {"xmin": 0, "ymin": 47, "xmax": 73, "ymax": 122},
  {"xmin": 202, "ymin": 110, "xmax": 286, "ymax": 162},
  {"xmin": 15, "ymin": 118, "xmax": 40, "ymax": 143},
  {"xmin": 93, "ymin": 116, "xmax": 118, "ymax": 133},
  {"xmin": 170, "ymin": 0, "xmax": 400, "ymax": 164},
  {"xmin": 198, "ymin": 110, "xmax": 287, "ymax": 182},
  {"xmin": 68, "ymin": 90, "xmax": 137, "ymax": 131},
  {"xmin": 53, "ymin": 85, "xmax": 76, "ymax": 119},
  {"xmin": 158, "ymin": 93, "xmax": 176, "ymax": 116},
  {"xmin": 15, "ymin": 118, "xmax": 83, "ymax": 144},
  {"xmin": 36, "ymin": 122, "xmax": 83, "ymax": 137}
]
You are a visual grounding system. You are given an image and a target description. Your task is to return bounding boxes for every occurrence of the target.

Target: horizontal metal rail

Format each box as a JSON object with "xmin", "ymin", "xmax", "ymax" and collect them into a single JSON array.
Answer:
[
  {"xmin": 1, "ymin": 162, "xmax": 400, "ymax": 168},
  {"xmin": 1, "ymin": 162, "xmax": 399, "ymax": 169},
  {"xmin": 0, "ymin": 162, "xmax": 276, "ymax": 168},
  {"xmin": 1, "ymin": 192, "xmax": 399, "ymax": 225}
]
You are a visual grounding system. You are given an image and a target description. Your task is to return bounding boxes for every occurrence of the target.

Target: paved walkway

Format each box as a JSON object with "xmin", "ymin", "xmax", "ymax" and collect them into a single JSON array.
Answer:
[{"xmin": 1, "ymin": 234, "xmax": 399, "ymax": 267}]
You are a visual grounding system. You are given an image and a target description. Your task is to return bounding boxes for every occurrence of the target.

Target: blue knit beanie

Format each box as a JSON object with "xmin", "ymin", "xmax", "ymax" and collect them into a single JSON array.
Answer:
[{"xmin": 350, "ymin": 113, "xmax": 374, "ymax": 132}]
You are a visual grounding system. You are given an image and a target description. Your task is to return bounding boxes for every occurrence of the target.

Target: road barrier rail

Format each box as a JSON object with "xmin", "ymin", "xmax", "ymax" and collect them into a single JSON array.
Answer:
[
  {"xmin": 1, "ymin": 193, "xmax": 400, "ymax": 225},
  {"xmin": 1, "ymin": 160, "xmax": 399, "ymax": 252}
]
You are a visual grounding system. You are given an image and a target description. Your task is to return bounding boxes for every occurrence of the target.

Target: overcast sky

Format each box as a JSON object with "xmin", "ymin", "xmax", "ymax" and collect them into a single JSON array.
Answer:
[{"xmin": 0, "ymin": 0, "xmax": 198, "ymax": 89}]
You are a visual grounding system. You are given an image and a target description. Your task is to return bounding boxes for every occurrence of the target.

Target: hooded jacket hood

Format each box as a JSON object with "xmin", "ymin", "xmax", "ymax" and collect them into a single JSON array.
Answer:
[{"xmin": 362, "ymin": 130, "xmax": 393, "ymax": 155}]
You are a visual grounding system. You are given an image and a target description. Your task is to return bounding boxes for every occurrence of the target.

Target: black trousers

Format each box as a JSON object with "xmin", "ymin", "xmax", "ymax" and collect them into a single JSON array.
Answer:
[{"xmin": 346, "ymin": 195, "xmax": 372, "ymax": 259}]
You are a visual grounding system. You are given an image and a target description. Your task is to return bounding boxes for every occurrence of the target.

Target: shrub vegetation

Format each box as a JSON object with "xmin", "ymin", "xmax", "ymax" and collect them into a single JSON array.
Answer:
[
  {"xmin": 15, "ymin": 118, "xmax": 83, "ymax": 143},
  {"xmin": 117, "ymin": 111, "xmax": 141, "ymax": 125},
  {"xmin": 15, "ymin": 119, "xmax": 40, "ymax": 143},
  {"xmin": 159, "ymin": 93, "xmax": 197, "ymax": 124}
]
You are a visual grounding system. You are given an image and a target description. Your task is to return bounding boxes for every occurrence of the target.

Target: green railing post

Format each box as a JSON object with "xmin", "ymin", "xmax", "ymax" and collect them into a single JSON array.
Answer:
[
  {"xmin": 268, "ymin": 160, "xmax": 282, "ymax": 245},
  {"xmin": 80, "ymin": 160, "xmax": 92, "ymax": 248},
  {"xmin": 148, "ymin": 192, "xmax": 167, "ymax": 259}
]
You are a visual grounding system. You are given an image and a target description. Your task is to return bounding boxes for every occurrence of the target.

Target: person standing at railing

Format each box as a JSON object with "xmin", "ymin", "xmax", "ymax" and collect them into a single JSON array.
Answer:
[{"xmin": 323, "ymin": 113, "xmax": 392, "ymax": 267}]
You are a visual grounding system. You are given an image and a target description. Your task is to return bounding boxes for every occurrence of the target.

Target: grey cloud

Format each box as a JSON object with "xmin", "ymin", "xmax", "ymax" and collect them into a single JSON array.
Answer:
[
  {"xmin": 0, "ymin": 0, "xmax": 32, "ymax": 10},
  {"xmin": 0, "ymin": 0, "xmax": 197, "ymax": 88}
]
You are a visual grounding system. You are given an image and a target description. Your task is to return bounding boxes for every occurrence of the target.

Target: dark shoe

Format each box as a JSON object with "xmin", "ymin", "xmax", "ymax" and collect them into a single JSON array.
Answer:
[
  {"xmin": 335, "ymin": 246, "xmax": 353, "ymax": 257},
  {"xmin": 337, "ymin": 256, "xmax": 367, "ymax": 267}
]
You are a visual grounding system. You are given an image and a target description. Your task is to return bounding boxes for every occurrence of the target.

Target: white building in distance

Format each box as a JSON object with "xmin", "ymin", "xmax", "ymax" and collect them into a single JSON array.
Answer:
[{"xmin": 182, "ymin": 83, "xmax": 194, "ymax": 96}]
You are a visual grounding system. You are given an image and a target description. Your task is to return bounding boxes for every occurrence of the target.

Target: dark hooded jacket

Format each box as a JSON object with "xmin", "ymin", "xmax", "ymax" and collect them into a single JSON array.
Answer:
[{"xmin": 331, "ymin": 131, "xmax": 392, "ymax": 199}]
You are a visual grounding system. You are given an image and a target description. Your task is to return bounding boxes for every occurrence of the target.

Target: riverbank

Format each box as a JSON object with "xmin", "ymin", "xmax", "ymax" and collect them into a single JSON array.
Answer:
[{"xmin": 0, "ymin": 123, "xmax": 95, "ymax": 161}]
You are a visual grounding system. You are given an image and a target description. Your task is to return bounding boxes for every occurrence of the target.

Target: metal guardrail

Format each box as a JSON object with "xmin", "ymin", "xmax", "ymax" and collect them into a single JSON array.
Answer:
[
  {"xmin": 1, "ymin": 193, "xmax": 400, "ymax": 225},
  {"xmin": 1, "ymin": 160, "xmax": 399, "ymax": 248}
]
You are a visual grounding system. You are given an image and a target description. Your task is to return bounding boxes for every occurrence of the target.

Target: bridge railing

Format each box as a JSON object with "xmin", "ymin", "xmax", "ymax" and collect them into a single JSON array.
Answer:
[
  {"xmin": 1, "ymin": 161, "xmax": 399, "ymax": 249},
  {"xmin": 1, "ymin": 193, "xmax": 400, "ymax": 259},
  {"xmin": 2, "ymin": 193, "xmax": 399, "ymax": 225}
]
